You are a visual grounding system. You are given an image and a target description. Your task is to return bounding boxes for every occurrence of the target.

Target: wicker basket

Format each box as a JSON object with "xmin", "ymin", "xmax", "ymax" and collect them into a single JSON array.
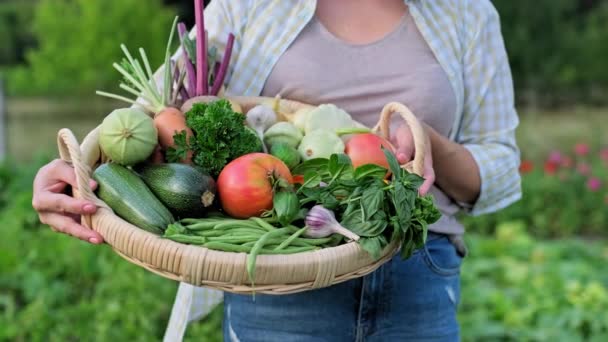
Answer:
[{"xmin": 57, "ymin": 97, "xmax": 427, "ymax": 295}]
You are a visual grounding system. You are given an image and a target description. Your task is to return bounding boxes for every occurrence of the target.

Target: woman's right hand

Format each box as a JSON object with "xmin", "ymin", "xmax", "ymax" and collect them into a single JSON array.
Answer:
[{"xmin": 32, "ymin": 159, "xmax": 104, "ymax": 244}]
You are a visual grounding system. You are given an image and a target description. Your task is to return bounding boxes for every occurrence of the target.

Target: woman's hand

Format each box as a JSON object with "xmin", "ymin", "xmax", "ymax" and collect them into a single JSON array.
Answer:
[
  {"xmin": 32, "ymin": 159, "xmax": 104, "ymax": 244},
  {"xmin": 390, "ymin": 123, "xmax": 435, "ymax": 195}
]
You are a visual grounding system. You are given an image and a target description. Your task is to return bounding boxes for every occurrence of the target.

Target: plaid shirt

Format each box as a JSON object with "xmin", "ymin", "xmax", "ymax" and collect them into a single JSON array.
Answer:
[{"xmin": 164, "ymin": 0, "xmax": 521, "ymax": 340}]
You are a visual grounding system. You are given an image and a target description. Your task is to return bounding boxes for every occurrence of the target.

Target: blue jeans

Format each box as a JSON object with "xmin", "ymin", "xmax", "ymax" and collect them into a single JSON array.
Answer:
[{"xmin": 223, "ymin": 234, "xmax": 463, "ymax": 342}]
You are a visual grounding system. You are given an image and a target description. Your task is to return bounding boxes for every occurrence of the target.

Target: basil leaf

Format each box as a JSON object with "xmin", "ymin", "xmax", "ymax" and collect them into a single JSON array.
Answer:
[
  {"xmin": 391, "ymin": 182, "xmax": 415, "ymax": 227},
  {"xmin": 273, "ymin": 191, "xmax": 300, "ymax": 226},
  {"xmin": 383, "ymin": 147, "xmax": 402, "ymax": 181},
  {"xmin": 301, "ymin": 171, "xmax": 321, "ymax": 188},
  {"xmin": 403, "ymin": 172, "xmax": 425, "ymax": 190},
  {"xmin": 354, "ymin": 164, "xmax": 388, "ymax": 181},
  {"xmin": 361, "ymin": 185, "xmax": 384, "ymax": 220},
  {"xmin": 400, "ymin": 228, "xmax": 416, "ymax": 259},
  {"xmin": 291, "ymin": 158, "xmax": 329, "ymax": 176},
  {"xmin": 318, "ymin": 190, "xmax": 340, "ymax": 210},
  {"xmin": 328, "ymin": 153, "xmax": 353, "ymax": 179},
  {"xmin": 341, "ymin": 209, "xmax": 387, "ymax": 237},
  {"xmin": 415, "ymin": 195, "xmax": 442, "ymax": 224},
  {"xmin": 358, "ymin": 235, "xmax": 388, "ymax": 260}
]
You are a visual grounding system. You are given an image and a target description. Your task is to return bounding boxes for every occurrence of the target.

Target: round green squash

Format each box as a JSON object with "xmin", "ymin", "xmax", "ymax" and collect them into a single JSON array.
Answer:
[
  {"xmin": 99, "ymin": 108, "xmax": 158, "ymax": 166},
  {"xmin": 270, "ymin": 143, "xmax": 301, "ymax": 169}
]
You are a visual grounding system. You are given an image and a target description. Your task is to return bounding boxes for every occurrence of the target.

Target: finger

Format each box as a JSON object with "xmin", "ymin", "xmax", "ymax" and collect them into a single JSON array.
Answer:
[
  {"xmin": 47, "ymin": 181, "xmax": 68, "ymax": 193},
  {"xmin": 90, "ymin": 179, "xmax": 97, "ymax": 191},
  {"xmin": 36, "ymin": 159, "xmax": 78, "ymax": 188},
  {"xmin": 41, "ymin": 213, "xmax": 103, "ymax": 244},
  {"xmin": 419, "ymin": 171, "xmax": 435, "ymax": 196},
  {"xmin": 419, "ymin": 150, "xmax": 435, "ymax": 196},
  {"xmin": 396, "ymin": 152, "xmax": 410, "ymax": 165},
  {"xmin": 33, "ymin": 192, "xmax": 97, "ymax": 215}
]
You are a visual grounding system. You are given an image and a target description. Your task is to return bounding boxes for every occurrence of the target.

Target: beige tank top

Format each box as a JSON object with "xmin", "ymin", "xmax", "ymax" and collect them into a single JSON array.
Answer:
[{"xmin": 262, "ymin": 12, "xmax": 463, "ymax": 234}]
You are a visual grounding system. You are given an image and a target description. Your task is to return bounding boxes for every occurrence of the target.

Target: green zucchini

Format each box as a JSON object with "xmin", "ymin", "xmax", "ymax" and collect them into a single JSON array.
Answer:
[
  {"xmin": 93, "ymin": 163, "xmax": 174, "ymax": 234},
  {"xmin": 136, "ymin": 163, "xmax": 217, "ymax": 218}
]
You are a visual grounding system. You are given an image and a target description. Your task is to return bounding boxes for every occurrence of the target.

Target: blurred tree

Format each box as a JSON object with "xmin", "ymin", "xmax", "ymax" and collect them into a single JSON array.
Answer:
[
  {"xmin": 492, "ymin": 0, "xmax": 608, "ymax": 106},
  {"xmin": 7, "ymin": 0, "xmax": 176, "ymax": 96},
  {"xmin": 0, "ymin": 1, "xmax": 36, "ymax": 66}
]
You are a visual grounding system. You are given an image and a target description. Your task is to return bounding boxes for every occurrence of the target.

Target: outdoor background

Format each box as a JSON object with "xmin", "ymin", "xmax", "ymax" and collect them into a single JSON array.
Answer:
[{"xmin": 1, "ymin": 0, "xmax": 608, "ymax": 341}]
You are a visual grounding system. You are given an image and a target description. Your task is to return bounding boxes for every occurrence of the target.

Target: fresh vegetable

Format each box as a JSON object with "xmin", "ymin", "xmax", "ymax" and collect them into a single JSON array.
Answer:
[
  {"xmin": 93, "ymin": 163, "xmax": 174, "ymax": 234},
  {"xmin": 292, "ymin": 107, "xmax": 313, "ymax": 132},
  {"xmin": 298, "ymin": 130, "xmax": 345, "ymax": 161},
  {"xmin": 293, "ymin": 151, "xmax": 441, "ymax": 260},
  {"xmin": 179, "ymin": 0, "xmax": 235, "ymax": 97},
  {"xmin": 270, "ymin": 143, "xmax": 301, "ymax": 169},
  {"xmin": 305, "ymin": 205, "xmax": 360, "ymax": 241},
  {"xmin": 344, "ymin": 133, "xmax": 397, "ymax": 170},
  {"xmin": 304, "ymin": 104, "xmax": 356, "ymax": 135},
  {"xmin": 168, "ymin": 100, "xmax": 263, "ymax": 177},
  {"xmin": 217, "ymin": 153, "xmax": 292, "ymax": 218},
  {"xmin": 163, "ymin": 216, "xmax": 341, "ymax": 281},
  {"xmin": 98, "ymin": 108, "xmax": 158, "ymax": 166},
  {"xmin": 154, "ymin": 107, "xmax": 194, "ymax": 163},
  {"xmin": 272, "ymin": 190, "xmax": 300, "ymax": 226},
  {"xmin": 136, "ymin": 163, "xmax": 216, "ymax": 218},
  {"xmin": 263, "ymin": 121, "xmax": 303, "ymax": 149},
  {"xmin": 245, "ymin": 105, "xmax": 277, "ymax": 153}
]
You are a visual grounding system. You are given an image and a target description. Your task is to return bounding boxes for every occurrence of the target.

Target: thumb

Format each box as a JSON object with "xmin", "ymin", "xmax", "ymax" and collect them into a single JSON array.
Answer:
[{"xmin": 395, "ymin": 150, "xmax": 410, "ymax": 165}]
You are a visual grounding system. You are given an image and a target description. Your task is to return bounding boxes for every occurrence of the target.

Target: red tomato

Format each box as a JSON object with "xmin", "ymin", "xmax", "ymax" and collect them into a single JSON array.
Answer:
[
  {"xmin": 345, "ymin": 133, "xmax": 396, "ymax": 170},
  {"xmin": 217, "ymin": 153, "xmax": 293, "ymax": 218}
]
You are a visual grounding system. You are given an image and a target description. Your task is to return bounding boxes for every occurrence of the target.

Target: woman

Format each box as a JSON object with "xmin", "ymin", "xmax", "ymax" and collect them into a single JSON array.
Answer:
[{"xmin": 32, "ymin": 0, "xmax": 521, "ymax": 340}]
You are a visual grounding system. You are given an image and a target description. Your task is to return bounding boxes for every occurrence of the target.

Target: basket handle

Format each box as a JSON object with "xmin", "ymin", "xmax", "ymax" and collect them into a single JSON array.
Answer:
[
  {"xmin": 371, "ymin": 102, "xmax": 427, "ymax": 176},
  {"xmin": 57, "ymin": 128, "xmax": 100, "ymax": 205}
]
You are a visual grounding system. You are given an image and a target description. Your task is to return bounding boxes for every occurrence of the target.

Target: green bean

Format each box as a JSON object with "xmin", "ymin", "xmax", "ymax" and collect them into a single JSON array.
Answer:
[
  {"xmin": 207, "ymin": 236, "xmax": 260, "ymax": 244},
  {"xmin": 294, "ymin": 236, "xmax": 335, "ymax": 246},
  {"xmin": 249, "ymin": 217, "xmax": 278, "ymax": 232},
  {"xmin": 223, "ymin": 228, "xmax": 267, "ymax": 236},
  {"xmin": 274, "ymin": 227, "xmax": 308, "ymax": 251},
  {"xmin": 247, "ymin": 228, "xmax": 291, "ymax": 281},
  {"xmin": 202, "ymin": 242, "xmax": 317, "ymax": 255},
  {"xmin": 213, "ymin": 220, "xmax": 263, "ymax": 230},
  {"xmin": 183, "ymin": 221, "xmax": 221, "ymax": 231},
  {"xmin": 165, "ymin": 234, "xmax": 207, "ymax": 245},
  {"xmin": 286, "ymin": 225, "xmax": 302, "ymax": 234},
  {"xmin": 191, "ymin": 229, "xmax": 233, "ymax": 237}
]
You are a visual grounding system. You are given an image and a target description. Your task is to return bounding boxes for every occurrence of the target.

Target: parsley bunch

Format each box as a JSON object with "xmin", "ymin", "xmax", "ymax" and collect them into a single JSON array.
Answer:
[{"xmin": 167, "ymin": 100, "xmax": 262, "ymax": 177}]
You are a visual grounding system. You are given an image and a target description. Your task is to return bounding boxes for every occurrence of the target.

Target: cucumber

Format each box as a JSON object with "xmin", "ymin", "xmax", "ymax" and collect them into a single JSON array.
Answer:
[
  {"xmin": 93, "ymin": 163, "xmax": 174, "ymax": 234},
  {"xmin": 136, "ymin": 163, "xmax": 217, "ymax": 218}
]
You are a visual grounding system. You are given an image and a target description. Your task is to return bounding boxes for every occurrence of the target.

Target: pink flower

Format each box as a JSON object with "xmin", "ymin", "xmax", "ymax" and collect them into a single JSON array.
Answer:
[
  {"xmin": 577, "ymin": 162, "xmax": 591, "ymax": 176},
  {"xmin": 574, "ymin": 143, "xmax": 590, "ymax": 157},
  {"xmin": 600, "ymin": 148, "xmax": 608, "ymax": 162},
  {"xmin": 548, "ymin": 150, "xmax": 563, "ymax": 164},
  {"xmin": 587, "ymin": 177, "xmax": 602, "ymax": 192}
]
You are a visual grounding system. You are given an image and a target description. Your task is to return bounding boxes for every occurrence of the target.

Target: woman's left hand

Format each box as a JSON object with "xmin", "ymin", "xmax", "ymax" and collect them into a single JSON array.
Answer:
[{"xmin": 390, "ymin": 123, "xmax": 435, "ymax": 195}]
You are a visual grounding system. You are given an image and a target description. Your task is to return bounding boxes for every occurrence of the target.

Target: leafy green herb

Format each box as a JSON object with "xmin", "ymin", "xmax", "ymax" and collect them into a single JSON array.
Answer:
[
  {"xmin": 168, "ymin": 100, "xmax": 262, "ymax": 177},
  {"xmin": 295, "ymin": 151, "xmax": 441, "ymax": 261},
  {"xmin": 165, "ymin": 130, "xmax": 190, "ymax": 163},
  {"xmin": 272, "ymin": 190, "xmax": 300, "ymax": 226},
  {"xmin": 359, "ymin": 235, "xmax": 388, "ymax": 260}
]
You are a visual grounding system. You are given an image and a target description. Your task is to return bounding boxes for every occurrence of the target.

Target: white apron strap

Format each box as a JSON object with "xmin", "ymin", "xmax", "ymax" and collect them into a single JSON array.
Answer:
[{"xmin": 163, "ymin": 282, "xmax": 224, "ymax": 342}]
